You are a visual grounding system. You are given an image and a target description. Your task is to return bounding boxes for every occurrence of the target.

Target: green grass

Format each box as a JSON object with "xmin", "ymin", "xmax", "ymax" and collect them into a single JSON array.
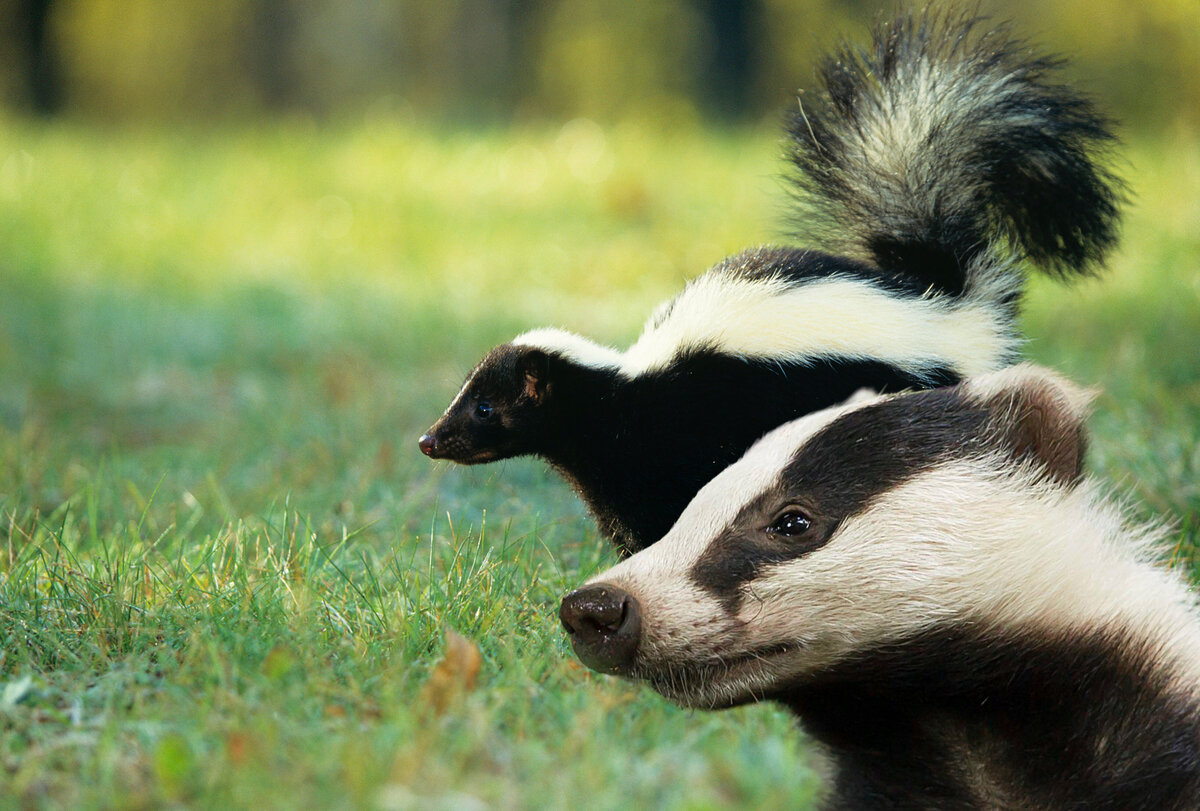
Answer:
[{"xmin": 0, "ymin": 114, "xmax": 1197, "ymax": 809}]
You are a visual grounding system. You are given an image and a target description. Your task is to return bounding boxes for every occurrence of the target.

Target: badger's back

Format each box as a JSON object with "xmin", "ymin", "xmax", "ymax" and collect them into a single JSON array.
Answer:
[{"xmin": 790, "ymin": 622, "xmax": 1200, "ymax": 811}]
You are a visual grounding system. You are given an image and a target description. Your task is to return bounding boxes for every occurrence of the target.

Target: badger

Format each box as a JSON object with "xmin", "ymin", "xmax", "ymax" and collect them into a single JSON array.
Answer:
[
  {"xmin": 419, "ymin": 11, "xmax": 1123, "ymax": 555},
  {"xmin": 560, "ymin": 365, "xmax": 1200, "ymax": 810}
]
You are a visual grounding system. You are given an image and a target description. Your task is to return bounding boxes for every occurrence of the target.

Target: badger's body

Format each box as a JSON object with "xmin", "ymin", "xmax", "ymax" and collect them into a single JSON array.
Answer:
[
  {"xmin": 420, "ymin": 11, "xmax": 1122, "ymax": 555},
  {"xmin": 560, "ymin": 366, "xmax": 1200, "ymax": 810}
]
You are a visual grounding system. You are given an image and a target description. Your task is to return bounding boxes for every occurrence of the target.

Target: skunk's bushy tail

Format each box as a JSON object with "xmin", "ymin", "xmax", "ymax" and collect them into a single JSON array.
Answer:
[{"xmin": 786, "ymin": 10, "xmax": 1123, "ymax": 296}]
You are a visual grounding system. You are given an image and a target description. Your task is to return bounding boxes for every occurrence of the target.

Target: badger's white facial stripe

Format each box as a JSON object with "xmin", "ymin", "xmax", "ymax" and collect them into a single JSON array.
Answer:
[
  {"xmin": 510, "ymin": 258, "xmax": 1014, "ymax": 381},
  {"xmin": 610, "ymin": 460, "xmax": 1198, "ymax": 708}
]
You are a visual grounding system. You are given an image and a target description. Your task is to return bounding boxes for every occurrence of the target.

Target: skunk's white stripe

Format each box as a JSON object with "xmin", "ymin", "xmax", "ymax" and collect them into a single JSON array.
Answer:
[
  {"xmin": 511, "ymin": 327, "xmax": 622, "ymax": 370},
  {"xmin": 513, "ymin": 274, "xmax": 1013, "ymax": 380},
  {"xmin": 624, "ymin": 275, "xmax": 1008, "ymax": 377}
]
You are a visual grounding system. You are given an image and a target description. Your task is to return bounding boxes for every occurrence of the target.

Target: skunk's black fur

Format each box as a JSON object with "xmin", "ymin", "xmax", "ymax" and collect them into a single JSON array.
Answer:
[{"xmin": 420, "ymin": 10, "xmax": 1123, "ymax": 555}]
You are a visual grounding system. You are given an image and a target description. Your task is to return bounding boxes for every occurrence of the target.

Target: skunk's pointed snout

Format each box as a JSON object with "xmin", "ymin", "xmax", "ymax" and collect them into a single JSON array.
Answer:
[
  {"xmin": 418, "ymin": 433, "xmax": 438, "ymax": 457},
  {"xmin": 560, "ymin": 584, "xmax": 641, "ymax": 674}
]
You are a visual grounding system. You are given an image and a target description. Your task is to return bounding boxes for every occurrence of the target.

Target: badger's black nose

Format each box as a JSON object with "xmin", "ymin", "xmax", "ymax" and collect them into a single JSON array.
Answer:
[
  {"xmin": 418, "ymin": 433, "xmax": 437, "ymax": 457},
  {"xmin": 560, "ymin": 584, "xmax": 641, "ymax": 674}
]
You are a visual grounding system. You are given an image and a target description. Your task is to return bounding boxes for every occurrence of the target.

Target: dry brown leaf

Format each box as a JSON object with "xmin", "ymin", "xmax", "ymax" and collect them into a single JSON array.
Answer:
[
  {"xmin": 419, "ymin": 627, "xmax": 482, "ymax": 716},
  {"xmin": 225, "ymin": 731, "xmax": 252, "ymax": 766}
]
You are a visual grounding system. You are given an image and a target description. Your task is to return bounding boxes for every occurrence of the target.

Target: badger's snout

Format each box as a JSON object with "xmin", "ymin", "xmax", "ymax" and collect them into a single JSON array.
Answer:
[
  {"xmin": 417, "ymin": 433, "xmax": 438, "ymax": 457},
  {"xmin": 560, "ymin": 584, "xmax": 641, "ymax": 674}
]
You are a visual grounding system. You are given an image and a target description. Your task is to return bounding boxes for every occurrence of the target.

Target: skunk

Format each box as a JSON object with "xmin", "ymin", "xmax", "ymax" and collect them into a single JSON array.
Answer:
[
  {"xmin": 561, "ymin": 365, "xmax": 1200, "ymax": 810},
  {"xmin": 419, "ymin": 10, "xmax": 1122, "ymax": 555}
]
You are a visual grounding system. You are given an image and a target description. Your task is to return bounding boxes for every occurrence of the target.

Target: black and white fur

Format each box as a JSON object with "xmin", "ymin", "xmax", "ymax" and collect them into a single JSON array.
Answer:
[
  {"xmin": 561, "ymin": 365, "xmax": 1200, "ymax": 811},
  {"xmin": 419, "ymin": 10, "xmax": 1123, "ymax": 555}
]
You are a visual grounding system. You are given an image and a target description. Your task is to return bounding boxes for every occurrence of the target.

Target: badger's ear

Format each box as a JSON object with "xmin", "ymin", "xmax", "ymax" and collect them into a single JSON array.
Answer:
[
  {"xmin": 971, "ymin": 364, "xmax": 1096, "ymax": 487},
  {"xmin": 519, "ymin": 348, "xmax": 553, "ymax": 403}
]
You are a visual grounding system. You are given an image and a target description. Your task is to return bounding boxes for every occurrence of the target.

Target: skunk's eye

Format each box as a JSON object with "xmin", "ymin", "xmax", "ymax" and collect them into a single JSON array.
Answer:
[
  {"xmin": 766, "ymin": 510, "xmax": 812, "ymax": 538},
  {"xmin": 475, "ymin": 400, "xmax": 493, "ymax": 419}
]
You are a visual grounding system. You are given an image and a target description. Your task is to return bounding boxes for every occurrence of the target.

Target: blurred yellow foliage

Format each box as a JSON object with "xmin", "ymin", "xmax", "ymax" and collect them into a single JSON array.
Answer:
[{"xmin": 0, "ymin": 0, "xmax": 1193, "ymax": 131}]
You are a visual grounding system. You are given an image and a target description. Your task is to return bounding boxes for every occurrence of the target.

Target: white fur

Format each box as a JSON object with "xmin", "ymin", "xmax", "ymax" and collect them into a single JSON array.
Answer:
[
  {"xmin": 965, "ymin": 363, "xmax": 1098, "ymax": 417},
  {"xmin": 843, "ymin": 52, "xmax": 1020, "ymax": 237},
  {"xmin": 514, "ymin": 271, "xmax": 1013, "ymax": 381},
  {"xmin": 510, "ymin": 327, "xmax": 623, "ymax": 370}
]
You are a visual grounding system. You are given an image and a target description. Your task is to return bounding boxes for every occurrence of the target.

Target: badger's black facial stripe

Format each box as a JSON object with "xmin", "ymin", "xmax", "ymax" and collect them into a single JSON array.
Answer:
[
  {"xmin": 780, "ymin": 387, "xmax": 994, "ymax": 518},
  {"xmin": 691, "ymin": 388, "xmax": 992, "ymax": 612},
  {"xmin": 690, "ymin": 503, "xmax": 835, "ymax": 615}
]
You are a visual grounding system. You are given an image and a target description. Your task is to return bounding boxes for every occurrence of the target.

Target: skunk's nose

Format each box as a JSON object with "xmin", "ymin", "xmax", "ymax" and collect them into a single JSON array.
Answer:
[
  {"xmin": 560, "ymin": 584, "xmax": 641, "ymax": 674},
  {"xmin": 418, "ymin": 433, "xmax": 437, "ymax": 457}
]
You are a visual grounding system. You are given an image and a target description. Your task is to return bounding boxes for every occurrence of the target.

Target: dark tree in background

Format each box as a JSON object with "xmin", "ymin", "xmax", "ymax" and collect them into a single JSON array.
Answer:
[
  {"xmin": 694, "ymin": 0, "xmax": 760, "ymax": 119},
  {"xmin": 246, "ymin": 0, "xmax": 299, "ymax": 111},
  {"xmin": 16, "ymin": 0, "xmax": 60, "ymax": 114}
]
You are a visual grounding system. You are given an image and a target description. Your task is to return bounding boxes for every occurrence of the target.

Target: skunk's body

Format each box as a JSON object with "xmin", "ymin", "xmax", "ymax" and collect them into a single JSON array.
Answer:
[
  {"xmin": 562, "ymin": 366, "xmax": 1200, "ymax": 810},
  {"xmin": 420, "ymin": 11, "xmax": 1122, "ymax": 555}
]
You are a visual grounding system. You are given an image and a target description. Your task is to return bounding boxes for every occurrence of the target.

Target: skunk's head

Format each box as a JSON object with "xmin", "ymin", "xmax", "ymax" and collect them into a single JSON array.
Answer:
[
  {"xmin": 560, "ymin": 365, "xmax": 1095, "ymax": 708},
  {"xmin": 419, "ymin": 343, "xmax": 555, "ymax": 464}
]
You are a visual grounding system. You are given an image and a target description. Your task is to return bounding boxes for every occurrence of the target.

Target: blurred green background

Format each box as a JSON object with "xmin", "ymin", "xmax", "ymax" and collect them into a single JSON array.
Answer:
[{"xmin": 0, "ymin": 2, "xmax": 1197, "ymax": 808}]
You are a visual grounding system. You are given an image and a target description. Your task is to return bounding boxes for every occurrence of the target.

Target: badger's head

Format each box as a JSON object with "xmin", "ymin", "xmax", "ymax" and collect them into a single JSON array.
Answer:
[
  {"xmin": 418, "ymin": 343, "xmax": 556, "ymax": 464},
  {"xmin": 560, "ymin": 364, "xmax": 1094, "ymax": 709}
]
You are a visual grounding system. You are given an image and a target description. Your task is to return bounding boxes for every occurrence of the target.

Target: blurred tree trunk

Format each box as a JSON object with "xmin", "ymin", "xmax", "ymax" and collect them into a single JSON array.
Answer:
[
  {"xmin": 500, "ymin": 0, "xmax": 535, "ymax": 110},
  {"xmin": 695, "ymin": 0, "xmax": 759, "ymax": 118},
  {"xmin": 17, "ymin": 0, "xmax": 60, "ymax": 114},
  {"xmin": 247, "ymin": 0, "xmax": 298, "ymax": 110}
]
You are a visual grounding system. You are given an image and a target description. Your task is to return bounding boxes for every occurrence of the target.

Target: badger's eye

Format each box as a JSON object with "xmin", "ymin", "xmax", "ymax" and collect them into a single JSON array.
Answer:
[
  {"xmin": 475, "ymin": 400, "xmax": 493, "ymax": 419},
  {"xmin": 766, "ymin": 510, "xmax": 812, "ymax": 538}
]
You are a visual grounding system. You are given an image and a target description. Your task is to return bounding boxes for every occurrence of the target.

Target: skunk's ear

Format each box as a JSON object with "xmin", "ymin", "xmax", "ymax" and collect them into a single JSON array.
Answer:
[
  {"xmin": 970, "ymin": 364, "xmax": 1095, "ymax": 487},
  {"xmin": 519, "ymin": 348, "xmax": 553, "ymax": 403}
]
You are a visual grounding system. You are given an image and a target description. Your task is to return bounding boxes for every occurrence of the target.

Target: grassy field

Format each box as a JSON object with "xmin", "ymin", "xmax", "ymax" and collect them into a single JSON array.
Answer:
[{"xmin": 0, "ymin": 114, "xmax": 1197, "ymax": 809}]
